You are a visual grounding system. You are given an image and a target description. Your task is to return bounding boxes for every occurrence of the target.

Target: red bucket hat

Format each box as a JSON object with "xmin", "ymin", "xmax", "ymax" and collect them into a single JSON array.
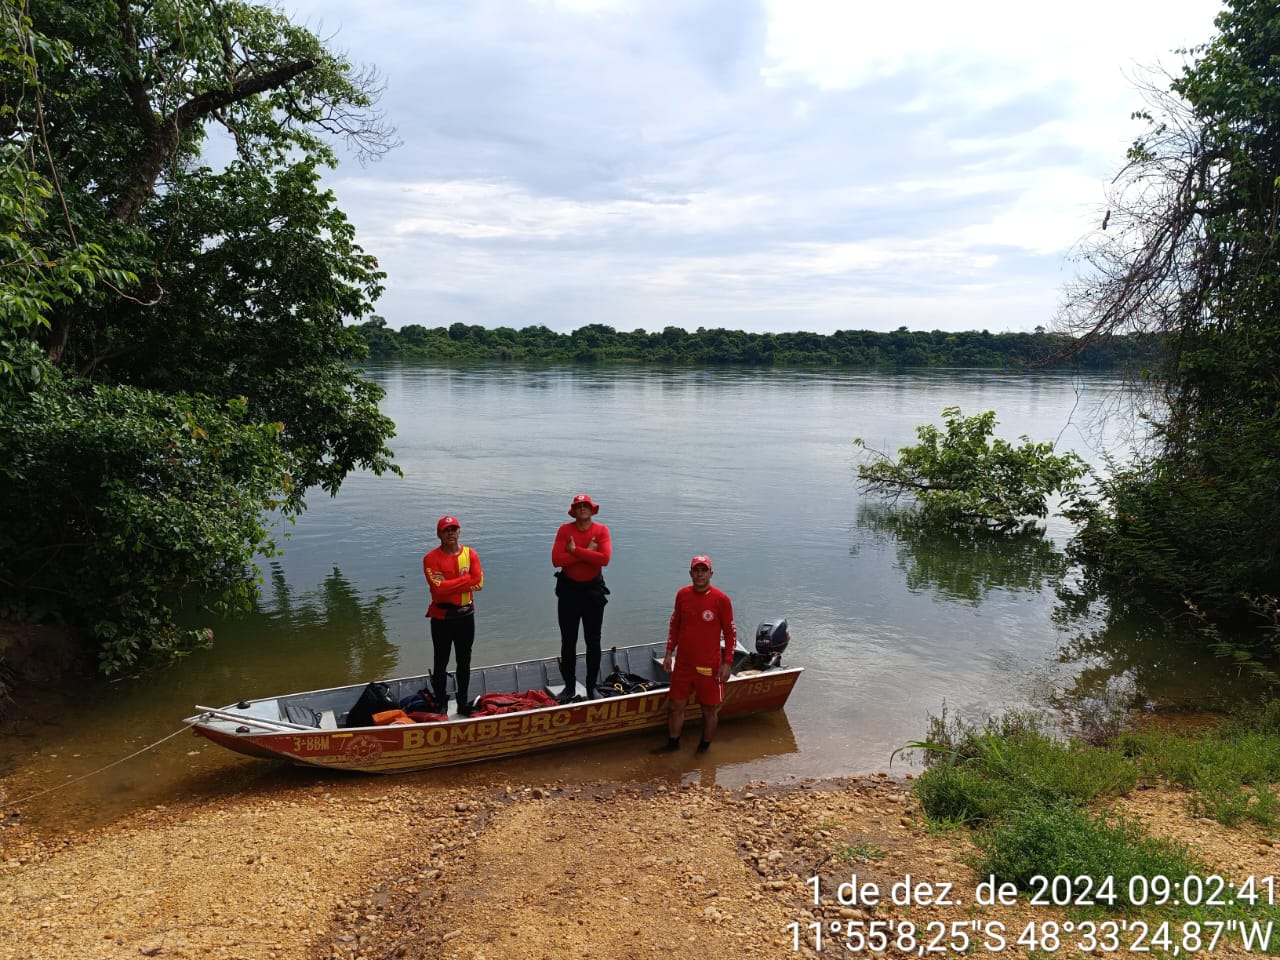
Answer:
[
  {"xmin": 568, "ymin": 493, "xmax": 600, "ymax": 516},
  {"xmin": 436, "ymin": 515, "xmax": 460, "ymax": 534},
  {"xmin": 690, "ymin": 555, "xmax": 713, "ymax": 571}
]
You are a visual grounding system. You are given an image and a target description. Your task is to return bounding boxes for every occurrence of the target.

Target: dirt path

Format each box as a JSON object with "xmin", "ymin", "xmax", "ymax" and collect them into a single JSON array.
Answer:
[{"xmin": 2, "ymin": 769, "xmax": 1277, "ymax": 960}]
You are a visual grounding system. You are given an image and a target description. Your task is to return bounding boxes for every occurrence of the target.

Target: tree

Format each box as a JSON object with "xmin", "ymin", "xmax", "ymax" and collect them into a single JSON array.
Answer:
[
  {"xmin": 855, "ymin": 407, "xmax": 1086, "ymax": 531},
  {"xmin": 0, "ymin": 4, "xmax": 124, "ymax": 400},
  {"xmin": 1057, "ymin": 0, "xmax": 1280, "ymax": 636},
  {"xmin": 1, "ymin": 0, "xmax": 400, "ymax": 672}
]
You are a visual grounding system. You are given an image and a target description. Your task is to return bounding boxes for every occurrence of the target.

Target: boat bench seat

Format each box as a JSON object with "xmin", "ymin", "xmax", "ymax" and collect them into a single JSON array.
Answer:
[
  {"xmin": 515, "ymin": 661, "xmax": 545, "ymax": 691},
  {"xmin": 466, "ymin": 661, "xmax": 561, "ymax": 700}
]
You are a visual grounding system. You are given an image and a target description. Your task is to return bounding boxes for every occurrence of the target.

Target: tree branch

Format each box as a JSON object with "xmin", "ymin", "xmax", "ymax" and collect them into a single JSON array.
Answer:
[{"xmin": 114, "ymin": 58, "xmax": 318, "ymax": 224}]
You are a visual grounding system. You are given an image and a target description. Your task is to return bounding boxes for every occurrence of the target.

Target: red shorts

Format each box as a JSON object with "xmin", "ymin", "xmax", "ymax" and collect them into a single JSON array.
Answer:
[{"xmin": 668, "ymin": 662, "xmax": 724, "ymax": 707}]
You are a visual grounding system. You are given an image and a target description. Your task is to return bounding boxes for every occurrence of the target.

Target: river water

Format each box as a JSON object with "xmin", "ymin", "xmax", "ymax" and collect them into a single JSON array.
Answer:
[{"xmin": 0, "ymin": 365, "xmax": 1247, "ymax": 830}]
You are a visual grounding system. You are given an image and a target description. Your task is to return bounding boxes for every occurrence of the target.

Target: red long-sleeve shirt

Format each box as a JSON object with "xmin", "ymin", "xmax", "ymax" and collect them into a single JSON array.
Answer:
[
  {"xmin": 551, "ymin": 521, "xmax": 611, "ymax": 582},
  {"xmin": 666, "ymin": 585, "xmax": 736, "ymax": 669},
  {"xmin": 424, "ymin": 545, "xmax": 483, "ymax": 619}
]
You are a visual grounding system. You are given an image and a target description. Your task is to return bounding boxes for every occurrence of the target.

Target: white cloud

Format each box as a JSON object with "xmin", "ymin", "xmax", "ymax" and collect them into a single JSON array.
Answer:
[
  {"xmin": 275, "ymin": 0, "xmax": 1223, "ymax": 334},
  {"xmin": 761, "ymin": 0, "xmax": 1209, "ymax": 95}
]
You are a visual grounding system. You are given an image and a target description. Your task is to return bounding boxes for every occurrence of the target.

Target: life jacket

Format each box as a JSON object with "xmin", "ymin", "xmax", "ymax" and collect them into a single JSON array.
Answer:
[
  {"xmin": 470, "ymin": 690, "xmax": 559, "ymax": 716},
  {"xmin": 405, "ymin": 711, "xmax": 449, "ymax": 724},
  {"xmin": 372, "ymin": 709, "xmax": 415, "ymax": 726},
  {"xmin": 457, "ymin": 545, "xmax": 481, "ymax": 605}
]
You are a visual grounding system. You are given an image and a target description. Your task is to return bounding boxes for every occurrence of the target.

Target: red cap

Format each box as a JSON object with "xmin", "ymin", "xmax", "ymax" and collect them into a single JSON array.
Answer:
[
  {"xmin": 568, "ymin": 493, "xmax": 600, "ymax": 516},
  {"xmin": 436, "ymin": 515, "xmax": 460, "ymax": 534},
  {"xmin": 690, "ymin": 555, "xmax": 713, "ymax": 571}
]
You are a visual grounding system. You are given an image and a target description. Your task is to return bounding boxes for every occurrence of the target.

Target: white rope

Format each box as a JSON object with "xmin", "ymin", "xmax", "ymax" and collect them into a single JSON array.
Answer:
[{"xmin": 0, "ymin": 724, "xmax": 193, "ymax": 811}]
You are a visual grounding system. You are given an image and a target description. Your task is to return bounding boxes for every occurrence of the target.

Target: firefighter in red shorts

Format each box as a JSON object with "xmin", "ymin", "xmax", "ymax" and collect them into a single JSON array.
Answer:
[{"xmin": 652, "ymin": 555, "xmax": 736, "ymax": 754}]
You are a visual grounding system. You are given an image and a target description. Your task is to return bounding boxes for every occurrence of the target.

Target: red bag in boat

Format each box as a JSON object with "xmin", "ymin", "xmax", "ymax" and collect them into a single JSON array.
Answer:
[
  {"xmin": 406, "ymin": 711, "xmax": 449, "ymax": 724},
  {"xmin": 471, "ymin": 690, "xmax": 560, "ymax": 716}
]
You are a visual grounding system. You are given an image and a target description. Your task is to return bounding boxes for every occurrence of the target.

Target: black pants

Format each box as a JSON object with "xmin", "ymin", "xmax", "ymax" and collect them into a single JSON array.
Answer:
[
  {"xmin": 430, "ymin": 614, "xmax": 475, "ymax": 706},
  {"xmin": 557, "ymin": 590, "xmax": 605, "ymax": 696}
]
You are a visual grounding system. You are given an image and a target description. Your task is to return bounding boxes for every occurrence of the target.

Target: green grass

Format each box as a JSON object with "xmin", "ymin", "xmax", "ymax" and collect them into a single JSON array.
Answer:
[
  {"xmin": 1117, "ymin": 720, "xmax": 1280, "ymax": 829},
  {"xmin": 833, "ymin": 840, "xmax": 886, "ymax": 863},
  {"xmin": 970, "ymin": 801, "xmax": 1203, "ymax": 911},
  {"xmin": 904, "ymin": 698, "xmax": 1280, "ymax": 950},
  {"xmin": 912, "ymin": 701, "xmax": 1280, "ymax": 830},
  {"xmin": 810, "ymin": 820, "xmax": 888, "ymax": 865},
  {"xmin": 909, "ymin": 707, "xmax": 1137, "ymax": 826}
]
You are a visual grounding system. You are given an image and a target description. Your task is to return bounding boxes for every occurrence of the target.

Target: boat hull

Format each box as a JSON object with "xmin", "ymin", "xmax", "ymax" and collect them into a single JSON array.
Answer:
[{"xmin": 189, "ymin": 665, "xmax": 800, "ymax": 774}]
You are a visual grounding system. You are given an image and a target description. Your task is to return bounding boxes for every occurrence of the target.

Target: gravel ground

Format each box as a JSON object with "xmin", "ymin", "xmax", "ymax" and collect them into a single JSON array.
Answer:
[{"xmin": 2, "ymin": 768, "xmax": 1277, "ymax": 960}]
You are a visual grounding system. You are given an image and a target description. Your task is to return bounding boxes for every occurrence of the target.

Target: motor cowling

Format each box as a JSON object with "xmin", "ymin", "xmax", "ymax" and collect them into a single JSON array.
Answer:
[{"xmin": 753, "ymin": 618, "xmax": 789, "ymax": 667}]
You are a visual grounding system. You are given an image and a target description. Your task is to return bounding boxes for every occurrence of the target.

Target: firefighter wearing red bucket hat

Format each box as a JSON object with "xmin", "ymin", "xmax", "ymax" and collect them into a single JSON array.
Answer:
[
  {"xmin": 551, "ymin": 493, "xmax": 612, "ymax": 703},
  {"xmin": 653, "ymin": 554, "xmax": 736, "ymax": 754}
]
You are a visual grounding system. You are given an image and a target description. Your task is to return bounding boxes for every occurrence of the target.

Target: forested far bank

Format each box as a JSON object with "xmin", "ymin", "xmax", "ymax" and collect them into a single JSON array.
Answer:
[{"xmin": 355, "ymin": 319, "xmax": 1161, "ymax": 369}]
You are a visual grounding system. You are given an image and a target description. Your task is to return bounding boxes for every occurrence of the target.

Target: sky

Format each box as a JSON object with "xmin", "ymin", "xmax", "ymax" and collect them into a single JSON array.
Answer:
[{"xmin": 278, "ymin": 0, "xmax": 1225, "ymax": 335}]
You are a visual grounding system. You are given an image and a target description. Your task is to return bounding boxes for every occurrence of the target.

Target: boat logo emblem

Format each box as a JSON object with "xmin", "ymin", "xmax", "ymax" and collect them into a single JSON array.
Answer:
[{"xmin": 342, "ymin": 734, "xmax": 385, "ymax": 765}]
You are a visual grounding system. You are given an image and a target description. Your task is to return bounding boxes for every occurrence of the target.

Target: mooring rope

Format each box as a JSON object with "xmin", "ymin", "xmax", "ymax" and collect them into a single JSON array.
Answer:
[{"xmin": 0, "ymin": 723, "xmax": 193, "ymax": 812}]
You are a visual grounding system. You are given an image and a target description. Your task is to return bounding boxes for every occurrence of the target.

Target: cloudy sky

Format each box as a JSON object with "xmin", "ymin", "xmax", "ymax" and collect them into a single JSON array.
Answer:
[{"xmin": 280, "ymin": 0, "xmax": 1223, "ymax": 335}]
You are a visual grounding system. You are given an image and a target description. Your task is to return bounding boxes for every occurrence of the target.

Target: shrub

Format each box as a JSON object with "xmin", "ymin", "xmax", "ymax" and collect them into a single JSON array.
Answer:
[
  {"xmin": 972, "ymin": 802, "xmax": 1202, "ymax": 909},
  {"xmin": 910, "ymin": 709, "xmax": 1136, "ymax": 825}
]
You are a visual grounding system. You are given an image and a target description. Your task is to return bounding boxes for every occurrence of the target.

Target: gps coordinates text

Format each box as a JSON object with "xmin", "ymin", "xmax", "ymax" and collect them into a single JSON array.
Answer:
[{"xmin": 787, "ymin": 873, "xmax": 1277, "ymax": 954}]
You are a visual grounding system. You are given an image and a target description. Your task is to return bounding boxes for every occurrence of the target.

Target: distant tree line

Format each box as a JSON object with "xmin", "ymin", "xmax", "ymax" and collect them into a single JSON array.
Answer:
[{"xmin": 354, "ymin": 319, "xmax": 1161, "ymax": 370}]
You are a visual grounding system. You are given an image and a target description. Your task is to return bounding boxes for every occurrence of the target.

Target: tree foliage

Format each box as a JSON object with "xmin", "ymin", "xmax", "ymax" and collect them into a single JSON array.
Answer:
[
  {"xmin": 1058, "ymin": 0, "xmax": 1280, "ymax": 643},
  {"xmin": 0, "ymin": 379, "xmax": 293, "ymax": 672},
  {"xmin": 855, "ymin": 407, "xmax": 1087, "ymax": 532},
  {"xmin": 0, "ymin": 0, "xmax": 399, "ymax": 672}
]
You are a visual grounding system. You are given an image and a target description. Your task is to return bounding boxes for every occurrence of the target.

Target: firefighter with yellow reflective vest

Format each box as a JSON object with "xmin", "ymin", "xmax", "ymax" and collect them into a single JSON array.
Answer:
[{"xmin": 424, "ymin": 515, "xmax": 485, "ymax": 716}]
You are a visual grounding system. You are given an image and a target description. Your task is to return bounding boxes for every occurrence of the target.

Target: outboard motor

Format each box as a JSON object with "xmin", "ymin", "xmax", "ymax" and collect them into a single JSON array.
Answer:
[{"xmin": 751, "ymin": 618, "xmax": 789, "ymax": 669}]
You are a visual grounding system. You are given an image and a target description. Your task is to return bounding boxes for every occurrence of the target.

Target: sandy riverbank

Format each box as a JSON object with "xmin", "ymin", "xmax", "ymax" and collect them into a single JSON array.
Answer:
[
  {"xmin": 2, "ymin": 766, "xmax": 1277, "ymax": 960},
  {"xmin": 2, "ymin": 626, "xmax": 1277, "ymax": 958}
]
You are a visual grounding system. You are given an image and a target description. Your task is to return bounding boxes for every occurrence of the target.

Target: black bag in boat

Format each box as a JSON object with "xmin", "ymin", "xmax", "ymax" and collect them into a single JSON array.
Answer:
[
  {"xmin": 596, "ymin": 670, "xmax": 667, "ymax": 697},
  {"xmin": 344, "ymin": 681, "xmax": 399, "ymax": 727},
  {"xmin": 399, "ymin": 688, "xmax": 445, "ymax": 714}
]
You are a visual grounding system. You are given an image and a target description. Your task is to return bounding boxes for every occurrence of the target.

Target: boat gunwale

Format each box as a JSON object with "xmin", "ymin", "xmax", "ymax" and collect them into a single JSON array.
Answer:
[
  {"xmin": 206, "ymin": 640, "xmax": 667, "ymax": 711},
  {"xmin": 184, "ymin": 661, "xmax": 804, "ymax": 736}
]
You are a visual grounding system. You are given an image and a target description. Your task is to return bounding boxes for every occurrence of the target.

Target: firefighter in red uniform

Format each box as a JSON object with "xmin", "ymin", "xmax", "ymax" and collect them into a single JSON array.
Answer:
[
  {"xmin": 652, "ymin": 555, "xmax": 735, "ymax": 754},
  {"xmin": 424, "ymin": 515, "xmax": 484, "ymax": 716},
  {"xmin": 551, "ymin": 493, "xmax": 612, "ymax": 702}
]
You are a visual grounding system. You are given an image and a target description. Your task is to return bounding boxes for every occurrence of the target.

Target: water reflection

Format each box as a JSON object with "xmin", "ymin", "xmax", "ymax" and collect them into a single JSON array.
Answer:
[
  {"xmin": 679, "ymin": 712, "xmax": 801, "ymax": 790},
  {"xmin": 856, "ymin": 504, "xmax": 1069, "ymax": 606},
  {"xmin": 254, "ymin": 565, "xmax": 400, "ymax": 683},
  {"xmin": 497, "ymin": 710, "xmax": 801, "ymax": 791},
  {"xmin": 0, "ymin": 567, "xmax": 402, "ymax": 834},
  {"xmin": 1051, "ymin": 584, "xmax": 1275, "ymax": 715}
]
